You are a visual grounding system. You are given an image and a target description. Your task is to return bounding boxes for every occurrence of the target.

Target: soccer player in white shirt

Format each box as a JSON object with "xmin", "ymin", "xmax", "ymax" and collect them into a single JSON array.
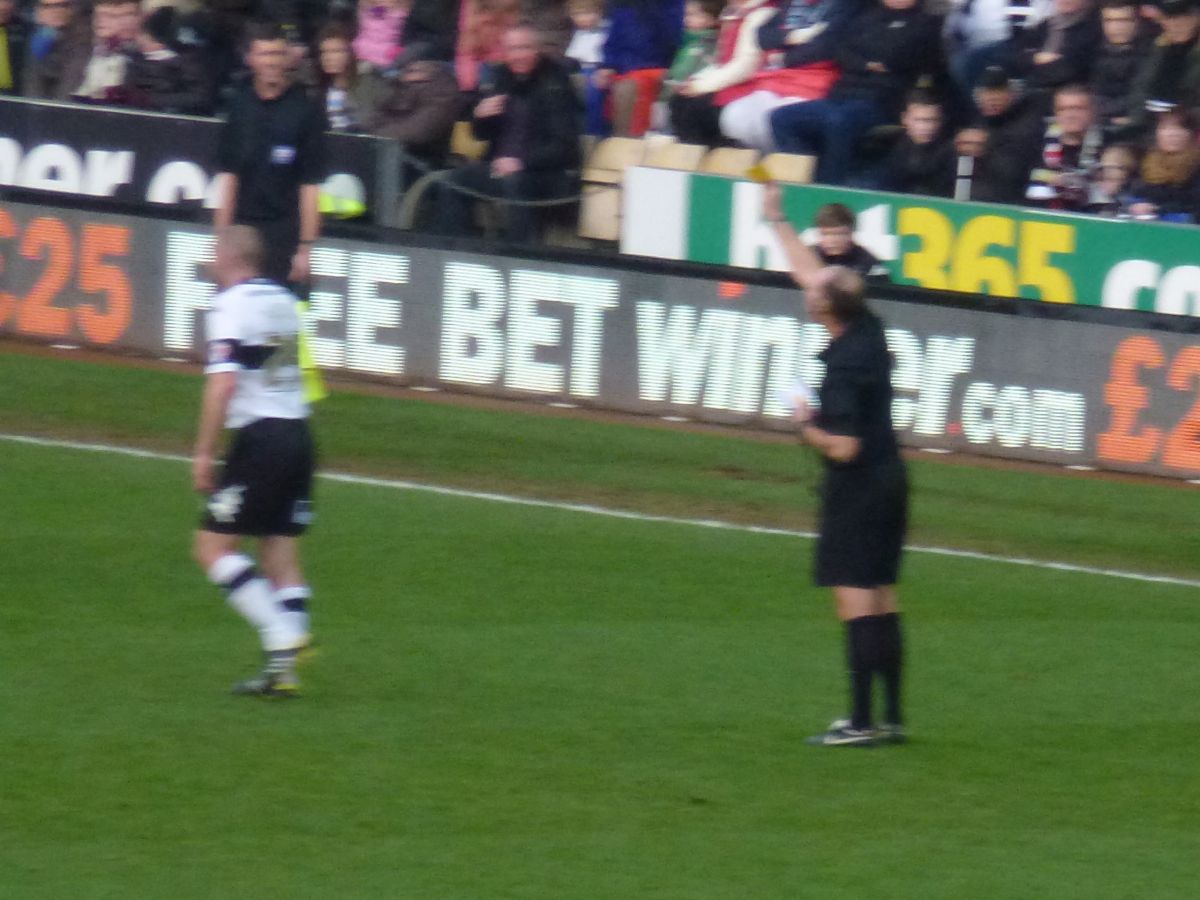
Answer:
[{"xmin": 191, "ymin": 226, "xmax": 317, "ymax": 698}]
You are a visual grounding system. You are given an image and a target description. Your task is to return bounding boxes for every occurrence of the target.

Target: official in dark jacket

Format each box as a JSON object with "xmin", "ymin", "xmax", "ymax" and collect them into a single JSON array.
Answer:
[{"xmin": 435, "ymin": 21, "xmax": 581, "ymax": 243}]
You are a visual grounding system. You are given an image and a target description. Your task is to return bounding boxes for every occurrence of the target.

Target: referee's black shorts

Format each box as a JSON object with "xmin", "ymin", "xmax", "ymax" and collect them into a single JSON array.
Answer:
[
  {"xmin": 201, "ymin": 418, "xmax": 316, "ymax": 537},
  {"xmin": 815, "ymin": 459, "xmax": 907, "ymax": 588}
]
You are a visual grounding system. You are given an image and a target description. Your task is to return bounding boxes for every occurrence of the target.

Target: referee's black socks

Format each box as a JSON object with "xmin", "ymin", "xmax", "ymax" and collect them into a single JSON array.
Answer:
[
  {"xmin": 845, "ymin": 618, "xmax": 875, "ymax": 731},
  {"xmin": 845, "ymin": 613, "xmax": 905, "ymax": 730},
  {"xmin": 876, "ymin": 613, "xmax": 904, "ymax": 726}
]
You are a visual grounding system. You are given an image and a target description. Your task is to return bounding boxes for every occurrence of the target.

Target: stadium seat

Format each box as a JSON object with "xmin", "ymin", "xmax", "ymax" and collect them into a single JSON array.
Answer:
[
  {"xmin": 578, "ymin": 183, "xmax": 623, "ymax": 242},
  {"xmin": 578, "ymin": 137, "xmax": 648, "ymax": 241},
  {"xmin": 582, "ymin": 137, "xmax": 647, "ymax": 185},
  {"xmin": 450, "ymin": 120, "xmax": 489, "ymax": 164},
  {"xmin": 699, "ymin": 147, "xmax": 761, "ymax": 177},
  {"xmin": 643, "ymin": 140, "xmax": 707, "ymax": 171},
  {"xmin": 759, "ymin": 152, "xmax": 816, "ymax": 185}
]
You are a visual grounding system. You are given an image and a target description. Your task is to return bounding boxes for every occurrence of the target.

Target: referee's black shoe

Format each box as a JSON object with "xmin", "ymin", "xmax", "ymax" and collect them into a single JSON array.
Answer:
[{"xmin": 805, "ymin": 721, "xmax": 876, "ymax": 747}]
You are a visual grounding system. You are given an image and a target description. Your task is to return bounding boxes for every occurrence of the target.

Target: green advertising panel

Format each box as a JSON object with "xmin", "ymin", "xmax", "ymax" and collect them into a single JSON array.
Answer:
[{"xmin": 621, "ymin": 168, "xmax": 1200, "ymax": 316}]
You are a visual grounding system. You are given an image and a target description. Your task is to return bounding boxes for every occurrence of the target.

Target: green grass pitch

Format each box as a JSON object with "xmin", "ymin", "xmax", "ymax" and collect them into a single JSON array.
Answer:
[{"xmin": 2, "ymin": 350, "xmax": 1198, "ymax": 898}]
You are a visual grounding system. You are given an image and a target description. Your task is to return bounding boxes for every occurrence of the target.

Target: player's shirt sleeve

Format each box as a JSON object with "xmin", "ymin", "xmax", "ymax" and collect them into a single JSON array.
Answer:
[{"xmin": 204, "ymin": 294, "xmax": 242, "ymax": 374}]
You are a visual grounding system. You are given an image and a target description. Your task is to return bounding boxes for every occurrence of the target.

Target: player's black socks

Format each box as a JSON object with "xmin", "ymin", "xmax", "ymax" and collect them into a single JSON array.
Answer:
[
  {"xmin": 876, "ymin": 613, "xmax": 904, "ymax": 725},
  {"xmin": 846, "ymin": 617, "xmax": 875, "ymax": 731}
]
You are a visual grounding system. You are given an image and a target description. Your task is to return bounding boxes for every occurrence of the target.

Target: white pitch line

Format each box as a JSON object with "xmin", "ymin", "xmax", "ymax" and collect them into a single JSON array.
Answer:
[{"xmin": 4, "ymin": 431, "xmax": 1199, "ymax": 590}]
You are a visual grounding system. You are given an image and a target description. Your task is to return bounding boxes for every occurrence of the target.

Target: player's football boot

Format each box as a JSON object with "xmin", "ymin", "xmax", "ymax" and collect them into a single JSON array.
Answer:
[
  {"xmin": 232, "ymin": 650, "xmax": 300, "ymax": 698},
  {"xmin": 295, "ymin": 633, "xmax": 319, "ymax": 666}
]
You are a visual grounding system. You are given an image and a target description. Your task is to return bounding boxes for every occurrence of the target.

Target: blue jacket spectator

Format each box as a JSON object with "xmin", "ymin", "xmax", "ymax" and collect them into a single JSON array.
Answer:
[{"xmin": 602, "ymin": 0, "xmax": 685, "ymax": 73}]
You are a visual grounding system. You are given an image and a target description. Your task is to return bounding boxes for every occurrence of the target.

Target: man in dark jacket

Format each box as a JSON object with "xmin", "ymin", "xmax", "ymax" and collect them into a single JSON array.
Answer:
[
  {"xmin": 1007, "ymin": 0, "xmax": 1103, "ymax": 101},
  {"xmin": 1089, "ymin": 0, "xmax": 1153, "ymax": 129},
  {"xmin": 435, "ymin": 22, "xmax": 581, "ymax": 243},
  {"xmin": 955, "ymin": 65, "xmax": 1044, "ymax": 203},
  {"xmin": 1123, "ymin": 0, "xmax": 1200, "ymax": 137},
  {"xmin": 769, "ymin": 0, "xmax": 941, "ymax": 184}
]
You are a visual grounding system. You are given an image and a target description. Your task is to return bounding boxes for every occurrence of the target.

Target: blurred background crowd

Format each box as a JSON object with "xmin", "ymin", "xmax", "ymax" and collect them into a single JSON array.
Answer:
[{"xmin": 1, "ymin": 0, "xmax": 1198, "ymax": 223}]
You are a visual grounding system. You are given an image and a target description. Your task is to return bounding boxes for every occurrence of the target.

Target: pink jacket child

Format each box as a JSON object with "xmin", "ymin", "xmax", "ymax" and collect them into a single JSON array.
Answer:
[{"xmin": 354, "ymin": 0, "xmax": 410, "ymax": 70}]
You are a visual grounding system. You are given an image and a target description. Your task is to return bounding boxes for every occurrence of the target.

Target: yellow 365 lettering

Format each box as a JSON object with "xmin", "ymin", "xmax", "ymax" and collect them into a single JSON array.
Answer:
[
  {"xmin": 897, "ymin": 206, "xmax": 1079, "ymax": 302},
  {"xmin": 897, "ymin": 207, "xmax": 951, "ymax": 290},
  {"xmin": 1018, "ymin": 221, "xmax": 1076, "ymax": 303},
  {"xmin": 951, "ymin": 215, "xmax": 1016, "ymax": 296}
]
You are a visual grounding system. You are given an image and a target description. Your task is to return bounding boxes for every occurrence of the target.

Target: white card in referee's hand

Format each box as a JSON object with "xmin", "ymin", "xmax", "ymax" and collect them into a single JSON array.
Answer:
[{"xmin": 777, "ymin": 378, "xmax": 818, "ymax": 414}]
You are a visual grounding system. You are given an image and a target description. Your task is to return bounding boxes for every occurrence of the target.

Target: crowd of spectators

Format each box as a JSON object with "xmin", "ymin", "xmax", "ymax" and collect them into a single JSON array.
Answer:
[{"xmin": 1, "ymin": 0, "xmax": 1199, "ymax": 229}]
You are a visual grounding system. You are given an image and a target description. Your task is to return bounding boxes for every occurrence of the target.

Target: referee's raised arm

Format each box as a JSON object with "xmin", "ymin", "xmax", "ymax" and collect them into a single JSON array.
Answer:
[{"xmin": 762, "ymin": 181, "xmax": 823, "ymax": 289}]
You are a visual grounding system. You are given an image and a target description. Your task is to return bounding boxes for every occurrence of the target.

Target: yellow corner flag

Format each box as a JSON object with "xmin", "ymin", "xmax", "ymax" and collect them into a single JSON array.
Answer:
[{"xmin": 296, "ymin": 300, "xmax": 329, "ymax": 404}]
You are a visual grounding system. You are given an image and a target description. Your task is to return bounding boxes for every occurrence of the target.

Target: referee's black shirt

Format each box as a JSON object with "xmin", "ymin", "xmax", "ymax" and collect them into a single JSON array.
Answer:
[
  {"xmin": 217, "ymin": 82, "xmax": 327, "ymax": 226},
  {"xmin": 815, "ymin": 312, "xmax": 900, "ymax": 468}
]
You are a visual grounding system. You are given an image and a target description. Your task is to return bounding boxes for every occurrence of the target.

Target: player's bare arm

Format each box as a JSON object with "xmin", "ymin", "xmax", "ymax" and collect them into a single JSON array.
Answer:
[
  {"xmin": 193, "ymin": 370, "xmax": 237, "ymax": 493},
  {"xmin": 290, "ymin": 183, "xmax": 321, "ymax": 283}
]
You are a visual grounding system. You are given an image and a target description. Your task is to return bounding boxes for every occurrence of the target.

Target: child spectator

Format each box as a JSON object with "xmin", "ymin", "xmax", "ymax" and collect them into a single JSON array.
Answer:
[
  {"xmin": 1126, "ymin": 107, "xmax": 1200, "ymax": 220},
  {"xmin": 354, "ymin": 0, "xmax": 409, "ymax": 72},
  {"xmin": 1090, "ymin": 0, "xmax": 1152, "ymax": 130},
  {"xmin": 317, "ymin": 21, "xmax": 383, "ymax": 131},
  {"xmin": 1025, "ymin": 84, "xmax": 1105, "ymax": 209},
  {"xmin": 879, "ymin": 90, "xmax": 956, "ymax": 196},
  {"xmin": 655, "ymin": 0, "xmax": 722, "ymax": 132},
  {"xmin": 65, "ymin": 0, "xmax": 140, "ymax": 103},
  {"xmin": 124, "ymin": 5, "xmax": 209, "ymax": 113},
  {"xmin": 1086, "ymin": 142, "xmax": 1139, "ymax": 212},
  {"xmin": 598, "ymin": 0, "xmax": 685, "ymax": 136},
  {"xmin": 668, "ymin": 0, "xmax": 776, "ymax": 147},
  {"xmin": 0, "ymin": 0, "xmax": 27, "ymax": 95},
  {"xmin": 565, "ymin": 0, "xmax": 604, "ymax": 67},
  {"xmin": 810, "ymin": 202, "xmax": 890, "ymax": 280},
  {"xmin": 565, "ymin": 0, "xmax": 608, "ymax": 134},
  {"xmin": 769, "ymin": 0, "xmax": 941, "ymax": 183}
]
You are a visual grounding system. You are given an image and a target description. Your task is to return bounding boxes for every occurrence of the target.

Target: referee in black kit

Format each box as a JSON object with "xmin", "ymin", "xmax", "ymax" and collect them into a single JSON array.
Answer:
[
  {"xmin": 214, "ymin": 20, "xmax": 326, "ymax": 286},
  {"xmin": 764, "ymin": 182, "xmax": 908, "ymax": 748}
]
